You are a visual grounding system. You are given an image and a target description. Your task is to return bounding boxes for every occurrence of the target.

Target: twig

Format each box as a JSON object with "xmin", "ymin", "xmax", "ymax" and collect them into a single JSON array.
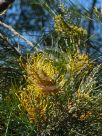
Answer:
[
  {"xmin": 0, "ymin": 21, "xmax": 38, "ymax": 50},
  {"xmin": 87, "ymin": 0, "xmax": 97, "ymax": 53},
  {"xmin": 0, "ymin": 33, "xmax": 21, "ymax": 56},
  {"xmin": 0, "ymin": 33, "xmax": 27, "ymax": 63}
]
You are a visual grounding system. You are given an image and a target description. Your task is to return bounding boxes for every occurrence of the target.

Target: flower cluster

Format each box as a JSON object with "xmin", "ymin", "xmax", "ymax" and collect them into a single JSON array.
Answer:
[
  {"xmin": 79, "ymin": 111, "xmax": 92, "ymax": 121},
  {"xmin": 26, "ymin": 53, "xmax": 59, "ymax": 95},
  {"xmin": 54, "ymin": 15, "xmax": 87, "ymax": 39},
  {"xmin": 18, "ymin": 53, "xmax": 60, "ymax": 123},
  {"xmin": 76, "ymin": 89, "xmax": 92, "ymax": 101},
  {"xmin": 19, "ymin": 91, "xmax": 35, "ymax": 123},
  {"xmin": 68, "ymin": 52, "xmax": 91, "ymax": 74},
  {"xmin": 19, "ymin": 89, "xmax": 48, "ymax": 123}
]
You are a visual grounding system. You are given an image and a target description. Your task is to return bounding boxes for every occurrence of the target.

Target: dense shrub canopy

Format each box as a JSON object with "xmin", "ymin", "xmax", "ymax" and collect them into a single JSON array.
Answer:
[{"xmin": 0, "ymin": 0, "xmax": 102, "ymax": 135}]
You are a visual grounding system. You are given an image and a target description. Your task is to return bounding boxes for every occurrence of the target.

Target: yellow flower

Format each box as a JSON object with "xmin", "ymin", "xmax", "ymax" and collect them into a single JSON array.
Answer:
[
  {"xmin": 18, "ymin": 53, "xmax": 61, "ymax": 123},
  {"xmin": 25, "ymin": 53, "xmax": 59, "ymax": 95},
  {"xmin": 76, "ymin": 89, "xmax": 93, "ymax": 102},
  {"xmin": 68, "ymin": 52, "xmax": 91, "ymax": 74},
  {"xmin": 54, "ymin": 15, "xmax": 87, "ymax": 40},
  {"xmin": 19, "ymin": 91, "xmax": 35, "ymax": 122},
  {"xmin": 79, "ymin": 111, "xmax": 92, "ymax": 121},
  {"xmin": 19, "ymin": 90, "xmax": 48, "ymax": 123}
]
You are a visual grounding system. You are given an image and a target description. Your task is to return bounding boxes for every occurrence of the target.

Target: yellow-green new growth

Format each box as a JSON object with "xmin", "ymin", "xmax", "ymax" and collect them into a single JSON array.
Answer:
[{"xmin": 54, "ymin": 15, "xmax": 87, "ymax": 40}]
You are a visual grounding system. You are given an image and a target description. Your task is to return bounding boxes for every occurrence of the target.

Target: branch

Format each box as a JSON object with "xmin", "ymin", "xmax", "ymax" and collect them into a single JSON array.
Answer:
[
  {"xmin": 0, "ymin": 21, "xmax": 37, "ymax": 50},
  {"xmin": 87, "ymin": 0, "xmax": 97, "ymax": 53},
  {"xmin": 0, "ymin": 33, "xmax": 20, "ymax": 55},
  {"xmin": 0, "ymin": 33, "xmax": 27, "ymax": 63},
  {"xmin": 88, "ymin": 42, "xmax": 102, "ymax": 54}
]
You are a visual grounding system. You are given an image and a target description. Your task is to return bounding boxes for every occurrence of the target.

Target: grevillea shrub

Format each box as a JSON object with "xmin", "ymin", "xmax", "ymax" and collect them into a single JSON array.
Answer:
[
  {"xmin": 13, "ymin": 49, "xmax": 101, "ymax": 135},
  {"xmin": 1, "ymin": 6, "xmax": 102, "ymax": 136}
]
